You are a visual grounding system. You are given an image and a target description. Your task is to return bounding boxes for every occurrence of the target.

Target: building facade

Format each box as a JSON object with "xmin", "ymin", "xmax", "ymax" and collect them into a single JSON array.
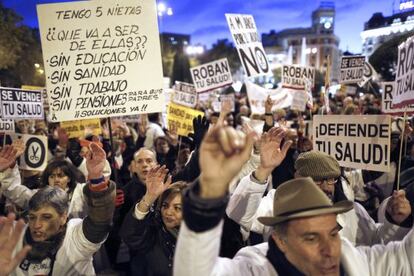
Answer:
[
  {"xmin": 262, "ymin": 2, "xmax": 341, "ymax": 82},
  {"xmin": 361, "ymin": 0, "xmax": 414, "ymax": 58}
]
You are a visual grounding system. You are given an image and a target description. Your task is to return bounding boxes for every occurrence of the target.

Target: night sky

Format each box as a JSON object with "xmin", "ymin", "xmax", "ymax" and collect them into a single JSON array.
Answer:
[{"xmin": 4, "ymin": 0, "xmax": 397, "ymax": 53}]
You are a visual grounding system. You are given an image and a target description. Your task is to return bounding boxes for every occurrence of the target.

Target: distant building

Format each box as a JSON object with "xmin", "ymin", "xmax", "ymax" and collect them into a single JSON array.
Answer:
[
  {"xmin": 361, "ymin": 0, "xmax": 414, "ymax": 58},
  {"xmin": 262, "ymin": 1, "xmax": 341, "ymax": 82}
]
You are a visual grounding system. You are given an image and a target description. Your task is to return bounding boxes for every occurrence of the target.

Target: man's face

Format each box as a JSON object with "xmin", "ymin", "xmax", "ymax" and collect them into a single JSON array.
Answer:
[
  {"xmin": 134, "ymin": 149, "xmax": 156, "ymax": 183},
  {"xmin": 273, "ymin": 214, "xmax": 341, "ymax": 276},
  {"xmin": 28, "ymin": 205, "xmax": 67, "ymax": 242}
]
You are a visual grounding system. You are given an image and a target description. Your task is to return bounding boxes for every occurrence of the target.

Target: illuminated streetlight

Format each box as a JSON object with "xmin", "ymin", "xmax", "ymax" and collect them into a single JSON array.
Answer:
[
  {"xmin": 157, "ymin": 2, "xmax": 172, "ymax": 17},
  {"xmin": 185, "ymin": 45, "xmax": 205, "ymax": 56},
  {"xmin": 34, "ymin": 63, "xmax": 40, "ymax": 68}
]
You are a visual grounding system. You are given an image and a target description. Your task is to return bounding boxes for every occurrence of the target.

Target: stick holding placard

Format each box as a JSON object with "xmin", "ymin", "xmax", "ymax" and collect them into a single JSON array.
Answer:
[{"xmin": 396, "ymin": 108, "xmax": 408, "ymax": 190}]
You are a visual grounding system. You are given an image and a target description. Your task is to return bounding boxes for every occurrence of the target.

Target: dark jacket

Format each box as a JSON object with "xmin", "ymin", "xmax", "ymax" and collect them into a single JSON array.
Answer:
[{"xmin": 121, "ymin": 208, "xmax": 176, "ymax": 276}]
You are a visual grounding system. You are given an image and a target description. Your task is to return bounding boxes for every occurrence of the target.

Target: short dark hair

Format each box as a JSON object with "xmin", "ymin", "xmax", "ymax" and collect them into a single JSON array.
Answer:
[
  {"xmin": 29, "ymin": 186, "xmax": 69, "ymax": 215},
  {"xmin": 157, "ymin": 182, "xmax": 188, "ymax": 210}
]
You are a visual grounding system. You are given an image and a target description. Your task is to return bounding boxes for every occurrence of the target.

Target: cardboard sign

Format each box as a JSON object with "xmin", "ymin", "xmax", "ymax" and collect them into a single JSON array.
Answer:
[
  {"xmin": 394, "ymin": 35, "xmax": 414, "ymax": 108},
  {"xmin": 225, "ymin": 14, "xmax": 270, "ymax": 78},
  {"xmin": 167, "ymin": 102, "xmax": 204, "ymax": 137},
  {"xmin": 172, "ymin": 81, "xmax": 197, "ymax": 108},
  {"xmin": 212, "ymin": 94, "xmax": 235, "ymax": 112},
  {"xmin": 191, "ymin": 58, "xmax": 233, "ymax": 93},
  {"xmin": 9, "ymin": 134, "xmax": 48, "ymax": 171},
  {"xmin": 313, "ymin": 115, "xmax": 391, "ymax": 172},
  {"xmin": 290, "ymin": 90, "xmax": 308, "ymax": 112},
  {"xmin": 0, "ymin": 88, "xmax": 43, "ymax": 119},
  {"xmin": 281, "ymin": 65, "xmax": 315, "ymax": 90},
  {"xmin": 339, "ymin": 56, "xmax": 365, "ymax": 84},
  {"xmin": 37, "ymin": 0, "xmax": 164, "ymax": 122},
  {"xmin": 382, "ymin": 82, "xmax": 414, "ymax": 114},
  {"xmin": 21, "ymin": 85, "xmax": 49, "ymax": 109},
  {"xmin": 245, "ymin": 81, "xmax": 292, "ymax": 114},
  {"xmin": 60, "ymin": 118, "xmax": 102, "ymax": 138}
]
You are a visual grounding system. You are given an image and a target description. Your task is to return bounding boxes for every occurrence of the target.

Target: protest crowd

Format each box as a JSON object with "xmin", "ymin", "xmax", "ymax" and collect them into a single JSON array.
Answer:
[{"xmin": 1, "ymin": 1, "xmax": 414, "ymax": 276}]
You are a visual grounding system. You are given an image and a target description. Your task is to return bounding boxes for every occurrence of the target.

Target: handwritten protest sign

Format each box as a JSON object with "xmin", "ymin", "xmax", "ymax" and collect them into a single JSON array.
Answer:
[
  {"xmin": 394, "ymin": 35, "xmax": 414, "ymax": 108},
  {"xmin": 281, "ymin": 65, "xmax": 315, "ymax": 90},
  {"xmin": 382, "ymin": 82, "xmax": 414, "ymax": 114},
  {"xmin": 37, "ymin": 0, "xmax": 164, "ymax": 122},
  {"xmin": 339, "ymin": 56, "xmax": 365, "ymax": 84},
  {"xmin": 0, "ymin": 88, "xmax": 43, "ymax": 119},
  {"xmin": 172, "ymin": 81, "xmax": 197, "ymax": 108},
  {"xmin": 313, "ymin": 115, "xmax": 391, "ymax": 172},
  {"xmin": 212, "ymin": 94, "xmax": 235, "ymax": 112},
  {"xmin": 60, "ymin": 118, "xmax": 102, "ymax": 138},
  {"xmin": 245, "ymin": 81, "xmax": 292, "ymax": 114},
  {"xmin": 225, "ymin": 14, "xmax": 270, "ymax": 77},
  {"xmin": 9, "ymin": 134, "xmax": 48, "ymax": 171},
  {"xmin": 167, "ymin": 102, "xmax": 204, "ymax": 136},
  {"xmin": 190, "ymin": 58, "xmax": 233, "ymax": 93}
]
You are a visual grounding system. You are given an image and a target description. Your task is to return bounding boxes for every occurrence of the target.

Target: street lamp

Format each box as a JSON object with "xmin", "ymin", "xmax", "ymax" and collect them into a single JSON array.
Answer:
[{"xmin": 157, "ymin": 2, "xmax": 173, "ymax": 32}]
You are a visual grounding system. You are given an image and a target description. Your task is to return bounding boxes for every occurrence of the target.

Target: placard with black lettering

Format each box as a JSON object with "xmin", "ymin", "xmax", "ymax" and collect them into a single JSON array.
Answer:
[
  {"xmin": 172, "ymin": 81, "xmax": 197, "ymax": 108},
  {"xmin": 339, "ymin": 56, "xmax": 365, "ymax": 84},
  {"xmin": 225, "ymin": 14, "xmax": 270, "ymax": 78},
  {"xmin": 382, "ymin": 82, "xmax": 414, "ymax": 114},
  {"xmin": 37, "ymin": 0, "xmax": 164, "ymax": 122},
  {"xmin": 9, "ymin": 134, "xmax": 48, "ymax": 171},
  {"xmin": 190, "ymin": 58, "xmax": 233, "ymax": 93},
  {"xmin": 312, "ymin": 115, "xmax": 391, "ymax": 172},
  {"xmin": 0, "ymin": 88, "xmax": 44, "ymax": 119},
  {"xmin": 281, "ymin": 65, "xmax": 315, "ymax": 90},
  {"xmin": 394, "ymin": 35, "xmax": 414, "ymax": 108}
]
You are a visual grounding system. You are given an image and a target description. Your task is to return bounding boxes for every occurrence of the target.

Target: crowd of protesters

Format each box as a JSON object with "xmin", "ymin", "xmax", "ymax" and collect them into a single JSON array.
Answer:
[{"xmin": 0, "ymin": 86, "xmax": 414, "ymax": 276}]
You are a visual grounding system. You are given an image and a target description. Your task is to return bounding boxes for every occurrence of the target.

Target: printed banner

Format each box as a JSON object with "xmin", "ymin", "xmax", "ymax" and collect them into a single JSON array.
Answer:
[
  {"xmin": 245, "ymin": 81, "xmax": 292, "ymax": 114},
  {"xmin": 172, "ymin": 81, "xmax": 197, "ymax": 108},
  {"xmin": 339, "ymin": 56, "xmax": 365, "ymax": 84},
  {"xmin": 37, "ymin": 0, "xmax": 164, "ymax": 122},
  {"xmin": 60, "ymin": 118, "xmax": 102, "ymax": 138},
  {"xmin": 191, "ymin": 58, "xmax": 233, "ymax": 93},
  {"xmin": 167, "ymin": 102, "xmax": 204, "ymax": 137},
  {"xmin": 281, "ymin": 65, "xmax": 315, "ymax": 90},
  {"xmin": 313, "ymin": 115, "xmax": 391, "ymax": 172},
  {"xmin": 225, "ymin": 14, "xmax": 270, "ymax": 78},
  {"xmin": 0, "ymin": 87, "xmax": 43, "ymax": 119},
  {"xmin": 10, "ymin": 134, "xmax": 48, "ymax": 171},
  {"xmin": 394, "ymin": 35, "xmax": 414, "ymax": 108},
  {"xmin": 382, "ymin": 82, "xmax": 414, "ymax": 114}
]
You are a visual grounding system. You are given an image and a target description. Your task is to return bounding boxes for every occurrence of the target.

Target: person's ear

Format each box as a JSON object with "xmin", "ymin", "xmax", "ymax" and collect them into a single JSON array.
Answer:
[
  {"xmin": 272, "ymin": 232, "xmax": 287, "ymax": 253},
  {"xmin": 60, "ymin": 211, "xmax": 68, "ymax": 226}
]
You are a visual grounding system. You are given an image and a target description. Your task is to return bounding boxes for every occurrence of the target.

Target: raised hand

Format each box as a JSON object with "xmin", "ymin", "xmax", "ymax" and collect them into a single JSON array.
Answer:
[
  {"xmin": 143, "ymin": 165, "xmax": 172, "ymax": 204},
  {"xmin": 138, "ymin": 114, "xmax": 149, "ymax": 138},
  {"xmin": 265, "ymin": 95, "xmax": 273, "ymax": 113},
  {"xmin": 11, "ymin": 139, "xmax": 25, "ymax": 158},
  {"xmin": 217, "ymin": 100, "xmax": 232, "ymax": 125},
  {"xmin": 0, "ymin": 213, "xmax": 31, "ymax": 276},
  {"xmin": 386, "ymin": 190, "xmax": 412, "ymax": 225},
  {"xmin": 0, "ymin": 145, "xmax": 18, "ymax": 172},
  {"xmin": 199, "ymin": 123, "xmax": 257, "ymax": 199},
  {"xmin": 254, "ymin": 127, "xmax": 292, "ymax": 182},
  {"xmin": 188, "ymin": 115, "xmax": 209, "ymax": 148},
  {"xmin": 166, "ymin": 124, "xmax": 179, "ymax": 147},
  {"xmin": 86, "ymin": 143, "xmax": 106, "ymax": 180}
]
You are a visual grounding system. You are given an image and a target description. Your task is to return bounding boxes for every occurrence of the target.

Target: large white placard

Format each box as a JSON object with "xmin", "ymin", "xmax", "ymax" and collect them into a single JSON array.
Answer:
[
  {"xmin": 339, "ymin": 56, "xmax": 365, "ymax": 84},
  {"xmin": 0, "ymin": 88, "xmax": 43, "ymax": 119},
  {"xmin": 382, "ymin": 82, "xmax": 414, "ymax": 114},
  {"xmin": 313, "ymin": 115, "xmax": 391, "ymax": 172},
  {"xmin": 225, "ymin": 14, "xmax": 270, "ymax": 78},
  {"xmin": 245, "ymin": 81, "xmax": 292, "ymax": 114},
  {"xmin": 37, "ymin": 0, "xmax": 164, "ymax": 122},
  {"xmin": 281, "ymin": 65, "xmax": 315, "ymax": 90},
  {"xmin": 394, "ymin": 35, "xmax": 414, "ymax": 108},
  {"xmin": 190, "ymin": 58, "xmax": 233, "ymax": 93}
]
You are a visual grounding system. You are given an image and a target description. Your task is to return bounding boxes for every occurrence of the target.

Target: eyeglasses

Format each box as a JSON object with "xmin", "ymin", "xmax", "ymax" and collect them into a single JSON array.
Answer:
[{"xmin": 314, "ymin": 178, "xmax": 337, "ymax": 187}]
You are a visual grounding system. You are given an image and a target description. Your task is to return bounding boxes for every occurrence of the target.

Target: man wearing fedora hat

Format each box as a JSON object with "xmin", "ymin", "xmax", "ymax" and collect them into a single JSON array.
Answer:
[
  {"xmin": 174, "ymin": 123, "xmax": 414, "ymax": 276},
  {"xmin": 227, "ymin": 149, "xmax": 412, "ymax": 245}
]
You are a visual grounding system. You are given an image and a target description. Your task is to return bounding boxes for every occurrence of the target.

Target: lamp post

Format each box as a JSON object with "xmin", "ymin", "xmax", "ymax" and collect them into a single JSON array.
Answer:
[{"xmin": 157, "ymin": 2, "xmax": 173, "ymax": 32}]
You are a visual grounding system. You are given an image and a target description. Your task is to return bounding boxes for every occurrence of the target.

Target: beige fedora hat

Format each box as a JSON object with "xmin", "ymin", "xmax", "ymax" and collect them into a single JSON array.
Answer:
[{"xmin": 258, "ymin": 177, "xmax": 354, "ymax": 226}]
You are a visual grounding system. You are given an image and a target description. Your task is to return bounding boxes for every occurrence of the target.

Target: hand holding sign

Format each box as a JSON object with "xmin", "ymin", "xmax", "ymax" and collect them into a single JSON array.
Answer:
[
  {"xmin": 86, "ymin": 143, "xmax": 106, "ymax": 180},
  {"xmin": 386, "ymin": 190, "xmax": 412, "ymax": 225},
  {"xmin": 0, "ymin": 145, "xmax": 18, "ymax": 172}
]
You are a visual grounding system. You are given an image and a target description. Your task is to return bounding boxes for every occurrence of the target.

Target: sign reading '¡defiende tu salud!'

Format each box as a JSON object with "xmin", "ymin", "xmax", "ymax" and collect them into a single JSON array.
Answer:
[{"xmin": 37, "ymin": 0, "xmax": 165, "ymax": 122}]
